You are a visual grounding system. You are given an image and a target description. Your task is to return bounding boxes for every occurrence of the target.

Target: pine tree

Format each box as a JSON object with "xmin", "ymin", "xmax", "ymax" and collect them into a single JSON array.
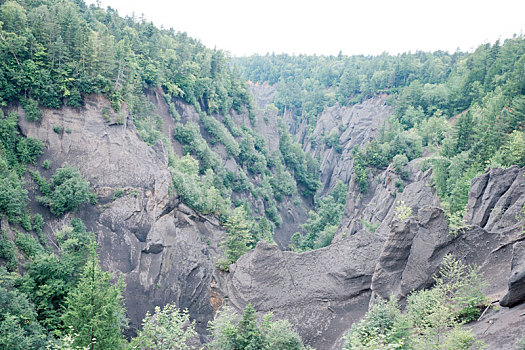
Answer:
[
  {"xmin": 61, "ymin": 244, "xmax": 128, "ymax": 350},
  {"xmin": 217, "ymin": 206, "xmax": 252, "ymax": 271},
  {"xmin": 236, "ymin": 304, "xmax": 264, "ymax": 350}
]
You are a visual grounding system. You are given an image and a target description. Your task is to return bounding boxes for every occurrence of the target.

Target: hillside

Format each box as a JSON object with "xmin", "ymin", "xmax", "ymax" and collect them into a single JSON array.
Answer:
[{"xmin": 0, "ymin": 0, "xmax": 525, "ymax": 349}]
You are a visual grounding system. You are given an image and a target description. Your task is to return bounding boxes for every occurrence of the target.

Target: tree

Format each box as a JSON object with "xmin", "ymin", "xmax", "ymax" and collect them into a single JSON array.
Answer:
[
  {"xmin": 62, "ymin": 245, "xmax": 128, "ymax": 350},
  {"xmin": 129, "ymin": 304, "xmax": 196, "ymax": 350},
  {"xmin": 0, "ymin": 267, "xmax": 47, "ymax": 350},
  {"xmin": 217, "ymin": 206, "xmax": 252, "ymax": 271},
  {"xmin": 207, "ymin": 304, "xmax": 307, "ymax": 350}
]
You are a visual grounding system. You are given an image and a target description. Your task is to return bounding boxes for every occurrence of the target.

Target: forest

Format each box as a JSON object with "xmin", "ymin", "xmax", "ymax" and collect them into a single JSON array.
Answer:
[{"xmin": 0, "ymin": 0, "xmax": 524, "ymax": 349}]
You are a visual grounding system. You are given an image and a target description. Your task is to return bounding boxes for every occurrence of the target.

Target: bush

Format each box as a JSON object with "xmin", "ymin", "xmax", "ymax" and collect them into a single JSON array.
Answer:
[
  {"xmin": 38, "ymin": 166, "xmax": 94, "ymax": 216},
  {"xmin": 42, "ymin": 160, "xmax": 51, "ymax": 170},
  {"xmin": 343, "ymin": 297, "xmax": 410, "ymax": 350},
  {"xmin": 394, "ymin": 201, "xmax": 412, "ymax": 221},
  {"xmin": 208, "ymin": 304, "xmax": 308, "ymax": 350},
  {"xmin": 0, "ymin": 171, "xmax": 29, "ymax": 223},
  {"xmin": 129, "ymin": 304, "xmax": 196, "ymax": 350},
  {"xmin": 15, "ymin": 232, "xmax": 43, "ymax": 258},
  {"xmin": 344, "ymin": 255, "xmax": 486, "ymax": 350},
  {"xmin": 16, "ymin": 137, "xmax": 44, "ymax": 165},
  {"xmin": 22, "ymin": 98, "xmax": 42, "ymax": 122},
  {"xmin": 0, "ymin": 233, "xmax": 17, "ymax": 271}
]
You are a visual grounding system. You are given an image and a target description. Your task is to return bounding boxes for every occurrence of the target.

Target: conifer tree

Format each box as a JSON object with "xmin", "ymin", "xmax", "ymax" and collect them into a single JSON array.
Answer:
[{"xmin": 61, "ymin": 244, "xmax": 128, "ymax": 350}]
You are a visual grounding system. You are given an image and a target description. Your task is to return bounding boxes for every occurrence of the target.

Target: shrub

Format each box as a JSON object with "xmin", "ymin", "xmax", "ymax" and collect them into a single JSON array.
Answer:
[
  {"xmin": 394, "ymin": 201, "xmax": 412, "ymax": 221},
  {"xmin": 208, "ymin": 304, "xmax": 308, "ymax": 350},
  {"xmin": 15, "ymin": 232, "xmax": 43, "ymax": 258},
  {"xmin": 343, "ymin": 255, "xmax": 486, "ymax": 350},
  {"xmin": 39, "ymin": 166, "xmax": 94, "ymax": 216},
  {"xmin": 16, "ymin": 137, "xmax": 44, "ymax": 164},
  {"xmin": 129, "ymin": 304, "xmax": 196, "ymax": 350},
  {"xmin": 0, "ymin": 171, "xmax": 29, "ymax": 223},
  {"xmin": 0, "ymin": 233, "xmax": 17, "ymax": 271},
  {"xmin": 42, "ymin": 159, "xmax": 51, "ymax": 170},
  {"xmin": 22, "ymin": 98, "xmax": 42, "ymax": 122}
]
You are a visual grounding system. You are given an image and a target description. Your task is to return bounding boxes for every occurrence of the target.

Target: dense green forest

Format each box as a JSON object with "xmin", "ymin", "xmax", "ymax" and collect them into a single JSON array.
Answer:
[{"xmin": 236, "ymin": 37, "xmax": 525, "ymax": 226}]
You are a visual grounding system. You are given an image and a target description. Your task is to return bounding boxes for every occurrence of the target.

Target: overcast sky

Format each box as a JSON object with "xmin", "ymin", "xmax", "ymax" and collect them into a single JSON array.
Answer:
[{"xmin": 85, "ymin": 0, "xmax": 525, "ymax": 57}]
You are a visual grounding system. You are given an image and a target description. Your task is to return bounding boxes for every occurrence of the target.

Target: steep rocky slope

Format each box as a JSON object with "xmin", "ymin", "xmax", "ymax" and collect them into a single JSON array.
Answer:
[
  {"xmin": 16, "ymin": 95, "xmax": 224, "ymax": 339},
  {"xmin": 218, "ymin": 163, "xmax": 525, "ymax": 349},
  {"xmin": 11, "ymin": 88, "xmax": 525, "ymax": 349},
  {"xmin": 218, "ymin": 85, "xmax": 525, "ymax": 349}
]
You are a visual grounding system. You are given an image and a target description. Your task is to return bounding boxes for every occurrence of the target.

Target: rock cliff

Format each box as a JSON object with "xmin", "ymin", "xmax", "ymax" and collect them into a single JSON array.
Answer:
[{"xmin": 13, "ymin": 88, "xmax": 525, "ymax": 349}]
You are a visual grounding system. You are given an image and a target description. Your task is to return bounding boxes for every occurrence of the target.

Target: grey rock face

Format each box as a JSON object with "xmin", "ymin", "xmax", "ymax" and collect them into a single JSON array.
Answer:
[
  {"xmin": 500, "ymin": 240, "xmax": 525, "ymax": 307},
  {"xmin": 220, "ymin": 158, "xmax": 525, "ymax": 349},
  {"xmin": 217, "ymin": 234, "xmax": 383, "ymax": 349},
  {"xmin": 18, "ymin": 95, "xmax": 223, "ymax": 339},
  {"xmin": 287, "ymin": 97, "xmax": 393, "ymax": 194}
]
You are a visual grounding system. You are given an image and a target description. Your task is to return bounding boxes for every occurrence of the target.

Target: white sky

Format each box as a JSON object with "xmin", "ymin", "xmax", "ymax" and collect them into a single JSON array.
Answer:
[{"xmin": 85, "ymin": 0, "xmax": 525, "ymax": 57}]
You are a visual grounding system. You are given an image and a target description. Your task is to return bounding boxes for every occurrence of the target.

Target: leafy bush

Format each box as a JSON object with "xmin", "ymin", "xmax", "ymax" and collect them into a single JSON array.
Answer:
[
  {"xmin": 0, "ymin": 171, "xmax": 29, "ymax": 223},
  {"xmin": 22, "ymin": 98, "xmax": 42, "ymax": 122},
  {"xmin": 0, "ymin": 233, "xmax": 17, "ymax": 271},
  {"xmin": 170, "ymin": 155, "xmax": 231, "ymax": 218},
  {"xmin": 217, "ymin": 206, "xmax": 252, "ymax": 271},
  {"xmin": 129, "ymin": 304, "xmax": 196, "ymax": 350},
  {"xmin": 291, "ymin": 181, "xmax": 347, "ymax": 251},
  {"xmin": 0, "ymin": 267, "xmax": 47, "ymax": 350},
  {"xmin": 208, "ymin": 304, "xmax": 308, "ymax": 350},
  {"xmin": 394, "ymin": 201, "xmax": 412, "ymax": 221},
  {"xmin": 15, "ymin": 232, "xmax": 43, "ymax": 258},
  {"xmin": 38, "ymin": 166, "xmax": 95, "ymax": 216},
  {"xmin": 343, "ymin": 297, "xmax": 410, "ymax": 350},
  {"xmin": 16, "ymin": 137, "xmax": 43, "ymax": 164},
  {"xmin": 42, "ymin": 159, "xmax": 51, "ymax": 170}
]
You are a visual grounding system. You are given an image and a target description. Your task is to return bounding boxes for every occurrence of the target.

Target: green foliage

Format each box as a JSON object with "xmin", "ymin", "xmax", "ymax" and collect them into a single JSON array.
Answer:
[
  {"xmin": 343, "ymin": 297, "xmax": 410, "ymax": 350},
  {"xmin": 16, "ymin": 232, "xmax": 43, "ymax": 258},
  {"xmin": 22, "ymin": 98, "xmax": 42, "ymax": 122},
  {"xmin": 278, "ymin": 120, "xmax": 320, "ymax": 196},
  {"xmin": 394, "ymin": 201, "xmax": 412, "ymax": 221},
  {"xmin": 16, "ymin": 137, "xmax": 44, "ymax": 165},
  {"xmin": 30, "ymin": 169, "xmax": 51, "ymax": 196},
  {"xmin": 291, "ymin": 181, "xmax": 347, "ymax": 251},
  {"xmin": 32, "ymin": 213, "xmax": 44, "ymax": 239},
  {"xmin": 0, "ymin": 170, "xmax": 29, "ymax": 223},
  {"xmin": 129, "ymin": 304, "xmax": 196, "ymax": 350},
  {"xmin": 62, "ymin": 244, "xmax": 128, "ymax": 350},
  {"xmin": 170, "ymin": 154, "xmax": 231, "ymax": 218},
  {"xmin": 517, "ymin": 336, "xmax": 525, "ymax": 350},
  {"xmin": 22, "ymin": 220, "xmax": 92, "ymax": 334},
  {"xmin": 0, "ymin": 232, "xmax": 17, "ymax": 271},
  {"xmin": 208, "ymin": 304, "xmax": 308, "ymax": 350},
  {"xmin": 352, "ymin": 147, "xmax": 369, "ymax": 193},
  {"xmin": 200, "ymin": 113, "xmax": 240, "ymax": 157},
  {"xmin": 0, "ymin": 0, "xmax": 253, "ymax": 115},
  {"xmin": 38, "ymin": 165, "xmax": 95, "ymax": 216},
  {"xmin": 343, "ymin": 255, "xmax": 486, "ymax": 350},
  {"xmin": 489, "ymin": 130, "xmax": 525, "ymax": 168},
  {"xmin": 0, "ymin": 267, "xmax": 47, "ymax": 350},
  {"xmin": 324, "ymin": 130, "xmax": 342, "ymax": 153},
  {"xmin": 392, "ymin": 153, "xmax": 409, "ymax": 178},
  {"xmin": 217, "ymin": 206, "xmax": 253, "ymax": 271},
  {"xmin": 360, "ymin": 219, "xmax": 379, "ymax": 234}
]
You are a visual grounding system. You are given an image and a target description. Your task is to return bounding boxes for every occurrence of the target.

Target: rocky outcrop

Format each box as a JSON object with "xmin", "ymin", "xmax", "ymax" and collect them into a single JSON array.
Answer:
[
  {"xmin": 500, "ymin": 240, "xmax": 525, "ymax": 307},
  {"xmin": 219, "ymin": 161, "xmax": 525, "ymax": 349},
  {"xmin": 14, "ymin": 87, "xmax": 525, "ymax": 349},
  {"xmin": 284, "ymin": 96, "xmax": 393, "ymax": 194},
  {"xmin": 216, "ymin": 234, "xmax": 383, "ymax": 349},
  {"xmin": 17, "ymin": 95, "xmax": 224, "ymax": 339}
]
